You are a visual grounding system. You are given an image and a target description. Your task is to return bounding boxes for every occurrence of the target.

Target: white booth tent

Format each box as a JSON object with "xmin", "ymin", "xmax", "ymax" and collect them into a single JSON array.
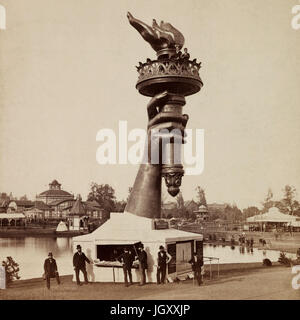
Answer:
[
  {"xmin": 72, "ymin": 212, "xmax": 203, "ymax": 283},
  {"xmin": 56, "ymin": 221, "xmax": 68, "ymax": 232},
  {"xmin": 246, "ymin": 207, "xmax": 297, "ymax": 224}
]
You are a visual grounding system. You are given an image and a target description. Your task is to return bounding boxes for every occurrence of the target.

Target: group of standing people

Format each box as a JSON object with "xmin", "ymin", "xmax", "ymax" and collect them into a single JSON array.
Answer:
[
  {"xmin": 43, "ymin": 244, "xmax": 91, "ymax": 289},
  {"xmin": 43, "ymin": 243, "xmax": 205, "ymax": 289},
  {"xmin": 230, "ymin": 234, "xmax": 254, "ymax": 248},
  {"xmin": 117, "ymin": 245, "xmax": 148, "ymax": 287},
  {"xmin": 118, "ymin": 244, "xmax": 204, "ymax": 287},
  {"xmin": 118, "ymin": 244, "xmax": 172, "ymax": 287}
]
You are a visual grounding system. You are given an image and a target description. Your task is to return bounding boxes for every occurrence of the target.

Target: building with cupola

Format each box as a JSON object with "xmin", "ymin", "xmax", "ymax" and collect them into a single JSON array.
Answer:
[{"xmin": 36, "ymin": 179, "xmax": 74, "ymax": 204}]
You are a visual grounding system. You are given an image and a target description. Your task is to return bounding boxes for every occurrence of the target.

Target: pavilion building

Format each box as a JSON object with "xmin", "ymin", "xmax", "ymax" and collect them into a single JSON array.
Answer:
[{"xmin": 36, "ymin": 179, "xmax": 74, "ymax": 204}]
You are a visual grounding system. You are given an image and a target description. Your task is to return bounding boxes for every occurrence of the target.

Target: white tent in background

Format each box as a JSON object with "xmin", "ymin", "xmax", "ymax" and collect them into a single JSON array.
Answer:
[
  {"xmin": 247, "ymin": 207, "xmax": 297, "ymax": 223},
  {"xmin": 56, "ymin": 221, "xmax": 68, "ymax": 232}
]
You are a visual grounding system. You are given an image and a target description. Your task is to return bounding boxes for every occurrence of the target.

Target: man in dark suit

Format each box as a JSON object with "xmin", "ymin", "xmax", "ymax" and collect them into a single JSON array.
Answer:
[
  {"xmin": 119, "ymin": 247, "xmax": 134, "ymax": 287},
  {"xmin": 156, "ymin": 245, "xmax": 172, "ymax": 285},
  {"xmin": 137, "ymin": 243, "xmax": 147, "ymax": 286},
  {"xmin": 73, "ymin": 244, "xmax": 91, "ymax": 286},
  {"xmin": 189, "ymin": 252, "xmax": 204, "ymax": 286},
  {"xmin": 44, "ymin": 252, "xmax": 60, "ymax": 289}
]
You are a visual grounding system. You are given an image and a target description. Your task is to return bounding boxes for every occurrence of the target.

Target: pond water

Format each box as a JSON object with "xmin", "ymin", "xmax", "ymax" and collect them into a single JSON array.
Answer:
[
  {"xmin": 0, "ymin": 237, "xmax": 296, "ymax": 280},
  {"xmin": 203, "ymin": 243, "xmax": 295, "ymax": 264},
  {"xmin": 0, "ymin": 237, "xmax": 73, "ymax": 280}
]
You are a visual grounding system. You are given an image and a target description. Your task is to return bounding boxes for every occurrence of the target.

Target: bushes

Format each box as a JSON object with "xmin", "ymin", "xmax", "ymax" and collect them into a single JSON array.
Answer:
[
  {"xmin": 1, "ymin": 256, "xmax": 20, "ymax": 286},
  {"xmin": 263, "ymin": 258, "xmax": 272, "ymax": 266},
  {"xmin": 278, "ymin": 252, "xmax": 292, "ymax": 267}
]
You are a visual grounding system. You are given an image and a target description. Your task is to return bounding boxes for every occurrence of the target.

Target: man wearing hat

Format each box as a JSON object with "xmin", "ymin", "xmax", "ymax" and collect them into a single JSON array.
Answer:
[
  {"xmin": 137, "ymin": 243, "xmax": 148, "ymax": 286},
  {"xmin": 156, "ymin": 245, "xmax": 172, "ymax": 284},
  {"xmin": 43, "ymin": 252, "xmax": 60, "ymax": 289},
  {"xmin": 119, "ymin": 247, "xmax": 134, "ymax": 287},
  {"xmin": 73, "ymin": 244, "xmax": 91, "ymax": 286},
  {"xmin": 189, "ymin": 251, "xmax": 204, "ymax": 286}
]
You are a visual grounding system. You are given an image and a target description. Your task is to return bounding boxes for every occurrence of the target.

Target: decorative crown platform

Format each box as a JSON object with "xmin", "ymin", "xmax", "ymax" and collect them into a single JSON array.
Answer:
[{"xmin": 136, "ymin": 57, "xmax": 203, "ymax": 97}]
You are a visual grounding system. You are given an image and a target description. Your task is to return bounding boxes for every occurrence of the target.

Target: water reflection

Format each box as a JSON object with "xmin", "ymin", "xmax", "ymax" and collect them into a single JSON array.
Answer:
[
  {"xmin": 56, "ymin": 237, "xmax": 69, "ymax": 250},
  {"xmin": 0, "ymin": 237, "xmax": 74, "ymax": 280}
]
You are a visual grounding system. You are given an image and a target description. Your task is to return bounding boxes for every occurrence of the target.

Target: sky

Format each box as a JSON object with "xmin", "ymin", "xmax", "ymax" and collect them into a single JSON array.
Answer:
[{"xmin": 0, "ymin": 0, "xmax": 300, "ymax": 209}]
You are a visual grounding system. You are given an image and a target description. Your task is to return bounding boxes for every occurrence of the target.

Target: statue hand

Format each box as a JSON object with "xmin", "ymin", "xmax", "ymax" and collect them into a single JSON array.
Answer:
[{"xmin": 147, "ymin": 91, "xmax": 169, "ymax": 120}]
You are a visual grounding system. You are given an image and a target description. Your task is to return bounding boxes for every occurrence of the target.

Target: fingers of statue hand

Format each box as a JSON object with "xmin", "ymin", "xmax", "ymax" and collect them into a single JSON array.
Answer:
[
  {"xmin": 148, "ymin": 122, "xmax": 186, "ymax": 148},
  {"xmin": 147, "ymin": 107, "xmax": 158, "ymax": 121},
  {"xmin": 148, "ymin": 112, "xmax": 188, "ymax": 130},
  {"xmin": 152, "ymin": 91, "xmax": 169, "ymax": 109},
  {"xmin": 147, "ymin": 91, "xmax": 169, "ymax": 120},
  {"xmin": 155, "ymin": 90, "xmax": 169, "ymax": 101},
  {"xmin": 148, "ymin": 121, "xmax": 185, "ymax": 135}
]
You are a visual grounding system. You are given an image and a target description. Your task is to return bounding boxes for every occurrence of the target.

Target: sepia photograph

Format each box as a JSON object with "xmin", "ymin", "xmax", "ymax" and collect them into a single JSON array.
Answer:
[{"xmin": 0, "ymin": 0, "xmax": 300, "ymax": 306}]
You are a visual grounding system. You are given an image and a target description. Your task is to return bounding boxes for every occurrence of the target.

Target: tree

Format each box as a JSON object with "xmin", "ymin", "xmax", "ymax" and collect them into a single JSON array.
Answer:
[
  {"xmin": 2, "ymin": 257, "xmax": 20, "ymax": 286},
  {"xmin": 161, "ymin": 189, "xmax": 168, "ymax": 209},
  {"xmin": 114, "ymin": 200, "xmax": 127, "ymax": 212},
  {"xmin": 0, "ymin": 192, "xmax": 13, "ymax": 201},
  {"xmin": 176, "ymin": 192, "xmax": 184, "ymax": 209},
  {"xmin": 261, "ymin": 188, "xmax": 274, "ymax": 213},
  {"xmin": 19, "ymin": 195, "xmax": 28, "ymax": 201},
  {"xmin": 278, "ymin": 185, "xmax": 299, "ymax": 216},
  {"xmin": 126, "ymin": 187, "xmax": 133, "ymax": 202},
  {"xmin": 224, "ymin": 204, "xmax": 243, "ymax": 222},
  {"xmin": 195, "ymin": 186, "xmax": 207, "ymax": 206},
  {"xmin": 87, "ymin": 183, "xmax": 116, "ymax": 213},
  {"xmin": 174, "ymin": 192, "xmax": 188, "ymax": 219},
  {"xmin": 242, "ymin": 206, "xmax": 260, "ymax": 219}
]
